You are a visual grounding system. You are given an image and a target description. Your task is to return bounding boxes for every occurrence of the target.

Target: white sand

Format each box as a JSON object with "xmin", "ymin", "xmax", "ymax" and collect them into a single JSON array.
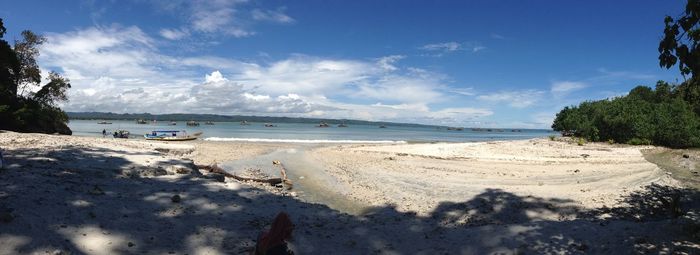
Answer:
[
  {"xmin": 0, "ymin": 132, "xmax": 697, "ymax": 254},
  {"xmin": 310, "ymin": 139, "xmax": 677, "ymax": 215}
]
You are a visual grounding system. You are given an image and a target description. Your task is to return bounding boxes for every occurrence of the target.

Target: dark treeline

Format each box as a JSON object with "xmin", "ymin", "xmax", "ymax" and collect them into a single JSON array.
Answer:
[
  {"xmin": 67, "ymin": 112, "xmax": 438, "ymax": 128},
  {"xmin": 0, "ymin": 19, "xmax": 72, "ymax": 134},
  {"xmin": 552, "ymin": 1, "xmax": 700, "ymax": 148}
]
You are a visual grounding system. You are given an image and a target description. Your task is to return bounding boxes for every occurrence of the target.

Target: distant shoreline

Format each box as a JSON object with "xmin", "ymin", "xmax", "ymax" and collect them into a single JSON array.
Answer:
[{"xmin": 66, "ymin": 111, "xmax": 555, "ymax": 131}]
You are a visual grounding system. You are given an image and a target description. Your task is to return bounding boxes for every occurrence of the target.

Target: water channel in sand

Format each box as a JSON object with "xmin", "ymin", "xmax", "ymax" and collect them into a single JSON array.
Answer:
[{"xmin": 220, "ymin": 145, "xmax": 370, "ymax": 215}]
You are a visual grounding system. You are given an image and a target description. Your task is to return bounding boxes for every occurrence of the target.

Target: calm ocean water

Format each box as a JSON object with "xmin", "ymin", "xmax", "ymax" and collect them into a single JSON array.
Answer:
[{"xmin": 68, "ymin": 119, "xmax": 555, "ymax": 143}]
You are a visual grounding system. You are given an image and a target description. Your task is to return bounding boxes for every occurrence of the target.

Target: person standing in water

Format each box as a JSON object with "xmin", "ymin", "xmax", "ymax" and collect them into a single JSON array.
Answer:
[
  {"xmin": 102, "ymin": 129, "xmax": 106, "ymax": 137},
  {"xmin": 253, "ymin": 212, "xmax": 295, "ymax": 255}
]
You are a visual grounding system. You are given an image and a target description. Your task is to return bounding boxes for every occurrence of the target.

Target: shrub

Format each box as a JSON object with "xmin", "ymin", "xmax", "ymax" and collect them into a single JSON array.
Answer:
[
  {"xmin": 548, "ymin": 135, "xmax": 556, "ymax": 141},
  {"xmin": 628, "ymin": 138, "xmax": 652, "ymax": 145},
  {"xmin": 577, "ymin": 137, "xmax": 586, "ymax": 146}
]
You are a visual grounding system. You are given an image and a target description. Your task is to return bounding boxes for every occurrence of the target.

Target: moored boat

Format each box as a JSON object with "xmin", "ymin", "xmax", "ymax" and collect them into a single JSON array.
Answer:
[
  {"xmin": 186, "ymin": 121, "xmax": 200, "ymax": 126},
  {"xmin": 113, "ymin": 130, "xmax": 130, "ymax": 138},
  {"xmin": 144, "ymin": 130, "xmax": 200, "ymax": 141},
  {"xmin": 97, "ymin": 121, "xmax": 112, "ymax": 124},
  {"xmin": 205, "ymin": 121, "xmax": 215, "ymax": 125}
]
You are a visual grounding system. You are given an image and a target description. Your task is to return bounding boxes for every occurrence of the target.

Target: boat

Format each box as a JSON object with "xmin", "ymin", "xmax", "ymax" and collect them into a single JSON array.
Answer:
[
  {"xmin": 169, "ymin": 121, "xmax": 177, "ymax": 125},
  {"xmin": 318, "ymin": 121, "xmax": 330, "ymax": 127},
  {"xmin": 337, "ymin": 122, "xmax": 348, "ymax": 127},
  {"xmin": 379, "ymin": 125, "xmax": 387, "ymax": 128},
  {"xmin": 113, "ymin": 130, "xmax": 130, "ymax": 138},
  {"xmin": 97, "ymin": 121, "xmax": 112, "ymax": 124},
  {"xmin": 240, "ymin": 120, "xmax": 250, "ymax": 125},
  {"xmin": 205, "ymin": 121, "xmax": 215, "ymax": 125},
  {"xmin": 264, "ymin": 123, "xmax": 276, "ymax": 127},
  {"xmin": 144, "ymin": 130, "xmax": 201, "ymax": 141},
  {"xmin": 186, "ymin": 121, "xmax": 200, "ymax": 126},
  {"xmin": 136, "ymin": 119, "xmax": 148, "ymax": 124}
]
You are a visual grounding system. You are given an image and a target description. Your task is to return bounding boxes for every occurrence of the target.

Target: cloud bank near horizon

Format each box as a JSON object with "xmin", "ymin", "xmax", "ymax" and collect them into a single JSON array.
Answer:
[{"xmin": 40, "ymin": 25, "xmax": 506, "ymax": 126}]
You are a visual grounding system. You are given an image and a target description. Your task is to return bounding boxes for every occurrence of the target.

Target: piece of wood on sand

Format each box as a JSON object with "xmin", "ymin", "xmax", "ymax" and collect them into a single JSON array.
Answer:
[
  {"xmin": 273, "ymin": 160, "xmax": 294, "ymax": 189},
  {"xmin": 197, "ymin": 162, "xmax": 293, "ymax": 189}
]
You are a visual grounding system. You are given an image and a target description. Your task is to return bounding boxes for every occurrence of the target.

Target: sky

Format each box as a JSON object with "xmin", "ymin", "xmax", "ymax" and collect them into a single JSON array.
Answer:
[{"xmin": 0, "ymin": 0, "xmax": 688, "ymax": 128}]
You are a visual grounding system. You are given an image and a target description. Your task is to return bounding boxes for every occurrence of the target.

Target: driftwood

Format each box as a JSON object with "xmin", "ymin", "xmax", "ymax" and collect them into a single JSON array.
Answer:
[
  {"xmin": 273, "ymin": 160, "xmax": 293, "ymax": 189},
  {"xmin": 196, "ymin": 164, "xmax": 283, "ymax": 185}
]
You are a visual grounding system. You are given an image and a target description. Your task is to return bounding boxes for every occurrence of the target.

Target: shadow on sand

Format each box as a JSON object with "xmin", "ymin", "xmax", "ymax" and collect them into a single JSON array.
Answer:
[{"xmin": 0, "ymin": 146, "xmax": 698, "ymax": 254}]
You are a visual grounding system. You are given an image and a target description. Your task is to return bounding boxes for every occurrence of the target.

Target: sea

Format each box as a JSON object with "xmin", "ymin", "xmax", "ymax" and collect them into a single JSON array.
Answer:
[{"xmin": 68, "ymin": 119, "xmax": 555, "ymax": 143}]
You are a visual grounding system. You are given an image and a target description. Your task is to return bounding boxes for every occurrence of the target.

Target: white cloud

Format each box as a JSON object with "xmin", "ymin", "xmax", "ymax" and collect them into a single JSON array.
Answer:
[
  {"xmin": 550, "ymin": 81, "xmax": 587, "ymax": 96},
  {"xmin": 354, "ymin": 75, "xmax": 444, "ymax": 103},
  {"xmin": 151, "ymin": 0, "xmax": 294, "ymax": 38},
  {"xmin": 376, "ymin": 55, "xmax": 405, "ymax": 71},
  {"xmin": 531, "ymin": 112, "xmax": 555, "ymax": 128},
  {"xmin": 490, "ymin": 33, "xmax": 505, "ymax": 40},
  {"xmin": 594, "ymin": 68, "xmax": 656, "ymax": 81},
  {"xmin": 472, "ymin": 46, "xmax": 486, "ymax": 52},
  {"xmin": 205, "ymin": 70, "xmax": 228, "ymax": 83},
  {"xmin": 448, "ymin": 88, "xmax": 475, "ymax": 96},
  {"xmin": 477, "ymin": 90, "xmax": 545, "ymax": 108},
  {"xmin": 421, "ymin": 42, "xmax": 461, "ymax": 52},
  {"xmin": 42, "ymin": 25, "xmax": 493, "ymax": 126},
  {"xmin": 252, "ymin": 8, "xmax": 295, "ymax": 23},
  {"xmin": 159, "ymin": 28, "xmax": 189, "ymax": 40},
  {"xmin": 420, "ymin": 41, "xmax": 485, "ymax": 56}
]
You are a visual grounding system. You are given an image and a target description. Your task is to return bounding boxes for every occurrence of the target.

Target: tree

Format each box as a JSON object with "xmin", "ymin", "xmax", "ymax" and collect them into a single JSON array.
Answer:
[
  {"xmin": 0, "ymin": 18, "xmax": 72, "ymax": 135},
  {"xmin": 14, "ymin": 30, "xmax": 46, "ymax": 97},
  {"xmin": 34, "ymin": 71, "xmax": 70, "ymax": 105},
  {"xmin": 659, "ymin": 0, "xmax": 700, "ymax": 78}
]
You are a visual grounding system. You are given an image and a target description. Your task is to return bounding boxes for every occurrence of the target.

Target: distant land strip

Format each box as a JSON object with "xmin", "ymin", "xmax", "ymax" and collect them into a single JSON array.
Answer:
[{"xmin": 67, "ymin": 112, "xmax": 440, "ymax": 128}]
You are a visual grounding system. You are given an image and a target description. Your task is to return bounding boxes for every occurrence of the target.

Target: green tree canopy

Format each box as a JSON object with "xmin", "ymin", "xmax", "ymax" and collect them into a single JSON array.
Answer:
[
  {"xmin": 659, "ymin": 0, "xmax": 700, "ymax": 78},
  {"xmin": 0, "ymin": 18, "xmax": 72, "ymax": 134}
]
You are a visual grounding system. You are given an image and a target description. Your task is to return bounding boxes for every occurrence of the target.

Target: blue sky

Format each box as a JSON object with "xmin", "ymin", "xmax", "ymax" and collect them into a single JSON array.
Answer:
[{"xmin": 0, "ymin": 0, "xmax": 686, "ymax": 128}]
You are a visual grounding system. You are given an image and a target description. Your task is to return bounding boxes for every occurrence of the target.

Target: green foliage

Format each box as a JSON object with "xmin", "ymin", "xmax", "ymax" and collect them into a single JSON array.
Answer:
[
  {"xmin": 0, "ymin": 18, "xmax": 71, "ymax": 135},
  {"xmin": 552, "ymin": 83, "xmax": 700, "ymax": 148},
  {"xmin": 548, "ymin": 135, "xmax": 556, "ymax": 141},
  {"xmin": 628, "ymin": 138, "xmax": 652, "ymax": 146},
  {"xmin": 576, "ymin": 137, "xmax": 586, "ymax": 146},
  {"xmin": 658, "ymin": 0, "xmax": 700, "ymax": 78},
  {"xmin": 607, "ymin": 139, "xmax": 615, "ymax": 145}
]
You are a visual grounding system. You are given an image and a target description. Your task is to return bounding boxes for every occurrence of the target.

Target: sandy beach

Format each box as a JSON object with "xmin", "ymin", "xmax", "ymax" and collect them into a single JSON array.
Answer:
[{"xmin": 0, "ymin": 131, "xmax": 698, "ymax": 254}]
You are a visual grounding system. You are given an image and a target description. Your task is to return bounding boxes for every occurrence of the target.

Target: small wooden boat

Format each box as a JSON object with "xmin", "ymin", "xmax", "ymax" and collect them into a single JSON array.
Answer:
[
  {"xmin": 240, "ymin": 121, "xmax": 250, "ymax": 125},
  {"xmin": 264, "ymin": 123, "xmax": 276, "ymax": 127},
  {"xmin": 318, "ymin": 121, "xmax": 330, "ymax": 127},
  {"xmin": 379, "ymin": 125, "xmax": 387, "ymax": 128},
  {"xmin": 186, "ymin": 121, "xmax": 200, "ymax": 126},
  {"xmin": 169, "ymin": 121, "xmax": 177, "ymax": 125},
  {"xmin": 136, "ymin": 119, "xmax": 148, "ymax": 124},
  {"xmin": 205, "ymin": 121, "xmax": 215, "ymax": 125},
  {"xmin": 144, "ymin": 130, "xmax": 200, "ymax": 141},
  {"xmin": 97, "ymin": 121, "xmax": 112, "ymax": 124},
  {"xmin": 113, "ymin": 130, "xmax": 130, "ymax": 138}
]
